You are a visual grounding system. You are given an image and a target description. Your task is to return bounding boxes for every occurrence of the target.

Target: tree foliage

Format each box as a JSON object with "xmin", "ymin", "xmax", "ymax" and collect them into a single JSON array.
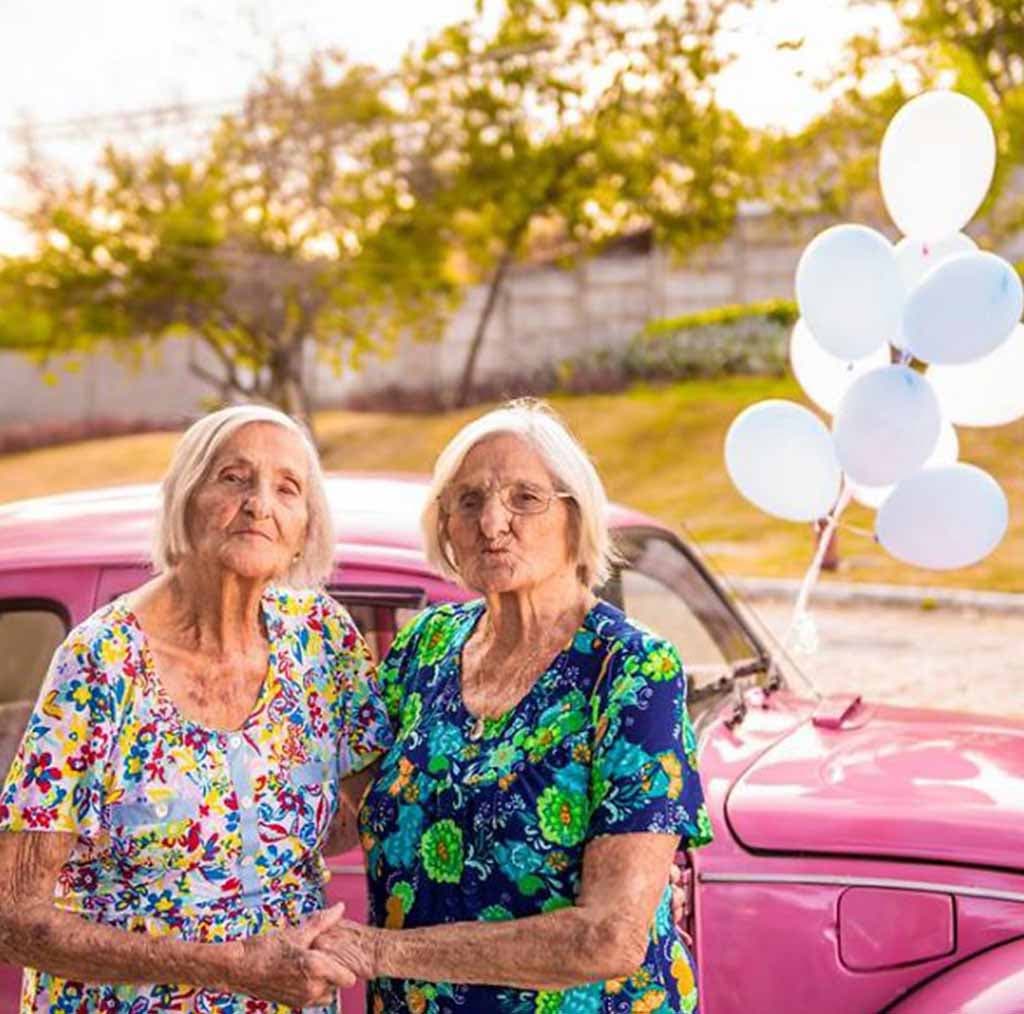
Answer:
[
  {"xmin": 767, "ymin": 0, "xmax": 1024, "ymax": 234},
  {"xmin": 1, "ymin": 1, "xmax": 756, "ymax": 415},
  {"xmin": 400, "ymin": 0, "xmax": 753, "ymax": 404},
  {"xmin": 0, "ymin": 56, "xmax": 456, "ymax": 421}
]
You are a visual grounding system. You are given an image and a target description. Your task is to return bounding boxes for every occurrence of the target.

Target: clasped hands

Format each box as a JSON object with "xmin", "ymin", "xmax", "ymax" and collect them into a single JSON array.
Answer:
[
  {"xmin": 239, "ymin": 867, "xmax": 690, "ymax": 1007},
  {"xmin": 233, "ymin": 903, "xmax": 369, "ymax": 1008}
]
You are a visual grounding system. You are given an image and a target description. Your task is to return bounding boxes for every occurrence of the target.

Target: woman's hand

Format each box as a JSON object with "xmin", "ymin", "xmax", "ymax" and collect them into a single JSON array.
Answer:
[
  {"xmin": 231, "ymin": 903, "xmax": 358, "ymax": 1007},
  {"xmin": 312, "ymin": 918, "xmax": 379, "ymax": 982}
]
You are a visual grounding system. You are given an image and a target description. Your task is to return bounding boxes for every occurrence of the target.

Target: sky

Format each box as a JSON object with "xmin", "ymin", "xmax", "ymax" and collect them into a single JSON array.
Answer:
[{"xmin": 0, "ymin": 0, "xmax": 899, "ymax": 254}]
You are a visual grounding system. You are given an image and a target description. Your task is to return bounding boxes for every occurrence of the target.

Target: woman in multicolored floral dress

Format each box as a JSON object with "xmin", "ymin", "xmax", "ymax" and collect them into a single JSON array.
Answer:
[
  {"xmin": 314, "ymin": 400, "xmax": 713, "ymax": 1013},
  {"xmin": 0, "ymin": 405, "xmax": 392, "ymax": 1013}
]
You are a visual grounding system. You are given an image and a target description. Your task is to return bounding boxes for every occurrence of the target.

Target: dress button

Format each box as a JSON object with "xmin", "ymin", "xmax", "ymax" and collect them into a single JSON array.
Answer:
[
  {"xmin": 241, "ymin": 795, "xmax": 254, "ymax": 809},
  {"xmin": 229, "ymin": 735, "xmax": 243, "ymax": 750},
  {"xmin": 154, "ymin": 803, "xmax": 169, "ymax": 818},
  {"xmin": 241, "ymin": 854, "xmax": 255, "ymax": 868}
]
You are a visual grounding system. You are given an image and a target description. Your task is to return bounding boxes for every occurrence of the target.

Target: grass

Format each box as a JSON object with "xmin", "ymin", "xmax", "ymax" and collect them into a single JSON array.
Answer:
[{"xmin": 3, "ymin": 376, "xmax": 1023, "ymax": 592}]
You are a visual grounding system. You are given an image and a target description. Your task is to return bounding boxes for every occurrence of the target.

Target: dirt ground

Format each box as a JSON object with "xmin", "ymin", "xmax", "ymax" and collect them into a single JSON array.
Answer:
[{"xmin": 742, "ymin": 599, "xmax": 1024, "ymax": 720}]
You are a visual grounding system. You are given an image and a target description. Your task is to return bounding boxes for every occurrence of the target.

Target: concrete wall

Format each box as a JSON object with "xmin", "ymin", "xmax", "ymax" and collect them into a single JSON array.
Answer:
[{"xmin": 4, "ymin": 205, "xmax": 1021, "ymax": 423}]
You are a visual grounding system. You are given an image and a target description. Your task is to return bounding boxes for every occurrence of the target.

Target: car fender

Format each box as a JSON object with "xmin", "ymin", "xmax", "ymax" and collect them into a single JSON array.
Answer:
[{"xmin": 888, "ymin": 937, "xmax": 1024, "ymax": 1013}]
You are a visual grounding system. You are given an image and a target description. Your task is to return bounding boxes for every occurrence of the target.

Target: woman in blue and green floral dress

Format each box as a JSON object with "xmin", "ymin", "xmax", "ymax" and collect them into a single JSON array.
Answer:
[{"xmin": 314, "ymin": 400, "xmax": 713, "ymax": 1014}]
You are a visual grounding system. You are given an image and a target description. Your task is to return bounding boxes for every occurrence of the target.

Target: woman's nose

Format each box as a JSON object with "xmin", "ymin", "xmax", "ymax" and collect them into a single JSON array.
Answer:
[
  {"xmin": 242, "ymin": 483, "xmax": 272, "ymax": 517},
  {"xmin": 477, "ymin": 491, "xmax": 511, "ymax": 536}
]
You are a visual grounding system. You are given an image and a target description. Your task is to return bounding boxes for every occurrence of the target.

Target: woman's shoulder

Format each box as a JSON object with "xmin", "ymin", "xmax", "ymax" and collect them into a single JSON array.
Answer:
[
  {"xmin": 63, "ymin": 597, "xmax": 143, "ymax": 663},
  {"xmin": 587, "ymin": 599, "xmax": 669, "ymax": 651},
  {"xmin": 586, "ymin": 600, "xmax": 686, "ymax": 685},
  {"xmin": 40, "ymin": 598, "xmax": 142, "ymax": 700},
  {"xmin": 385, "ymin": 599, "xmax": 480, "ymax": 666}
]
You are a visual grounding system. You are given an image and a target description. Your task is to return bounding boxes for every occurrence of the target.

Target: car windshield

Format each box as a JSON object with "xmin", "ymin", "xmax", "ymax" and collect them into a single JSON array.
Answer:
[{"xmin": 604, "ymin": 528, "xmax": 772, "ymax": 700}]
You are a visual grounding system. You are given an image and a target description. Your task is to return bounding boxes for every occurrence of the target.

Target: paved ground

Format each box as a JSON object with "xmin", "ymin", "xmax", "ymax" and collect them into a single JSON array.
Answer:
[{"xmin": 742, "ymin": 599, "xmax": 1024, "ymax": 720}]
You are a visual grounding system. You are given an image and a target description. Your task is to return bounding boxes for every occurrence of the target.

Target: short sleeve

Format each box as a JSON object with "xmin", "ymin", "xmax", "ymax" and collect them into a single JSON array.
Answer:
[
  {"xmin": 0, "ymin": 626, "xmax": 118, "ymax": 840},
  {"xmin": 588, "ymin": 634, "xmax": 712, "ymax": 849},
  {"xmin": 321, "ymin": 598, "xmax": 395, "ymax": 779}
]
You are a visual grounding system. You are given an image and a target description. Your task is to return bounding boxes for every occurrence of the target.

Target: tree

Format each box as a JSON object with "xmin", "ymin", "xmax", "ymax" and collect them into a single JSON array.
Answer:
[
  {"xmin": 766, "ymin": 0, "xmax": 1024, "ymax": 235},
  {"xmin": 400, "ymin": 0, "xmax": 753, "ymax": 406},
  {"xmin": 0, "ymin": 54, "xmax": 456, "ymax": 423}
]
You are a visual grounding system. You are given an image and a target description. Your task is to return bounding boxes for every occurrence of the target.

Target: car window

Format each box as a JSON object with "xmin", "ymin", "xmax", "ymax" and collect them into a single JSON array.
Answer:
[
  {"xmin": 0, "ymin": 603, "xmax": 68, "ymax": 783},
  {"xmin": 611, "ymin": 530, "xmax": 762, "ymax": 689}
]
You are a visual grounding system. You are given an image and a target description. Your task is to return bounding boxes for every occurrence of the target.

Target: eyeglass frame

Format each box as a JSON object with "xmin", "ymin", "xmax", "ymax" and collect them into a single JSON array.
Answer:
[{"xmin": 438, "ymin": 480, "xmax": 575, "ymax": 520}]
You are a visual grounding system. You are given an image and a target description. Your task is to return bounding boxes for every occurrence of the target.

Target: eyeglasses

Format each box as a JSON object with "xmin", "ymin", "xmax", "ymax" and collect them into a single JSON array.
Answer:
[{"xmin": 442, "ymin": 481, "xmax": 574, "ymax": 519}]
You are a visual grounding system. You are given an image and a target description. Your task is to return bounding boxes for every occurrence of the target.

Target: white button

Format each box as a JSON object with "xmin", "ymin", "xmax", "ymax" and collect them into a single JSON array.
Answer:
[
  {"xmin": 229, "ymin": 735, "xmax": 243, "ymax": 750},
  {"xmin": 154, "ymin": 803, "xmax": 169, "ymax": 818},
  {"xmin": 241, "ymin": 854, "xmax": 255, "ymax": 868},
  {"xmin": 241, "ymin": 795, "xmax": 254, "ymax": 809}
]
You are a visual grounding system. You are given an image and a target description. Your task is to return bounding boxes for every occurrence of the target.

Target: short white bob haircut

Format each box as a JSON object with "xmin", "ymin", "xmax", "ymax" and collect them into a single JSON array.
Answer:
[
  {"xmin": 422, "ymin": 399, "xmax": 616, "ymax": 589},
  {"xmin": 152, "ymin": 404, "xmax": 335, "ymax": 587}
]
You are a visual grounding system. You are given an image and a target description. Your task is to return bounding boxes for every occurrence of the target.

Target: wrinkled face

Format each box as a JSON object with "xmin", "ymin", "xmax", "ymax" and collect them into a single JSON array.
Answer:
[
  {"xmin": 443, "ymin": 434, "xmax": 575, "ymax": 595},
  {"xmin": 186, "ymin": 422, "xmax": 310, "ymax": 582}
]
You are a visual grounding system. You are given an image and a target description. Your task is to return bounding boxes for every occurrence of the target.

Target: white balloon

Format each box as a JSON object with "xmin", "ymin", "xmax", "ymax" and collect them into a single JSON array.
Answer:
[
  {"xmin": 902, "ymin": 251, "xmax": 1023, "ymax": 365},
  {"xmin": 795, "ymin": 224, "xmax": 902, "ymax": 360},
  {"xmin": 894, "ymin": 232, "xmax": 977, "ymax": 293},
  {"xmin": 789, "ymin": 319, "xmax": 891, "ymax": 416},
  {"xmin": 876, "ymin": 464, "xmax": 1008, "ymax": 570},
  {"xmin": 879, "ymin": 90, "xmax": 996, "ymax": 242},
  {"xmin": 851, "ymin": 417, "xmax": 958, "ymax": 509},
  {"xmin": 928, "ymin": 324, "xmax": 1024, "ymax": 427},
  {"xmin": 833, "ymin": 365, "xmax": 941, "ymax": 487},
  {"xmin": 725, "ymin": 400, "xmax": 841, "ymax": 523}
]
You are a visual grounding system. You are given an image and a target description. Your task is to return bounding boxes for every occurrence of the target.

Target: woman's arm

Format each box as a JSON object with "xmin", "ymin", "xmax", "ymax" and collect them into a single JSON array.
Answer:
[
  {"xmin": 0, "ymin": 830, "xmax": 355, "ymax": 1007},
  {"xmin": 322, "ymin": 760, "xmax": 380, "ymax": 855},
  {"xmin": 314, "ymin": 831, "xmax": 679, "ymax": 990}
]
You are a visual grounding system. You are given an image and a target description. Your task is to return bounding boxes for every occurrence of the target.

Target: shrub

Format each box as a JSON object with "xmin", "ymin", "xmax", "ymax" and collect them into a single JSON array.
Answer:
[{"xmin": 557, "ymin": 299, "xmax": 797, "ymax": 391}]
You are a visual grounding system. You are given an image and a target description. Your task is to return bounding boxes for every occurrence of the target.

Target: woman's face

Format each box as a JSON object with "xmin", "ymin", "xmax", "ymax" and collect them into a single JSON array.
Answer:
[
  {"xmin": 186, "ymin": 422, "xmax": 310, "ymax": 583},
  {"xmin": 444, "ymin": 434, "xmax": 575, "ymax": 596}
]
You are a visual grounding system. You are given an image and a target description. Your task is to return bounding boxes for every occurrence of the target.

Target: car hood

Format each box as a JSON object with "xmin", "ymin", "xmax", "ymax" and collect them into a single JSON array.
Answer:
[{"xmin": 725, "ymin": 697, "xmax": 1024, "ymax": 871}]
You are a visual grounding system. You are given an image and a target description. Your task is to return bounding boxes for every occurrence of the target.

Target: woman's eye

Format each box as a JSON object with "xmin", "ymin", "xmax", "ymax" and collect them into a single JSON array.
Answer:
[
  {"xmin": 510, "ymin": 487, "xmax": 542, "ymax": 508},
  {"xmin": 222, "ymin": 472, "xmax": 244, "ymax": 484},
  {"xmin": 279, "ymin": 484, "xmax": 300, "ymax": 497},
  {"xmin": 457, "ymin": 491, "xmax": 483, "ymax": 512}
]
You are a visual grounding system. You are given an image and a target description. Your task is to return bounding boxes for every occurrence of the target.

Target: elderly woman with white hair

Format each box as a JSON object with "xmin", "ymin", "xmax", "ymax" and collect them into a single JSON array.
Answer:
[
  {"xmin": 0, "ymin": 405, "xmax": 391, "ymax": 1012},
  {"xmin": 315, "ymin": 399, "xmax": 712, "ymax": 1013}
]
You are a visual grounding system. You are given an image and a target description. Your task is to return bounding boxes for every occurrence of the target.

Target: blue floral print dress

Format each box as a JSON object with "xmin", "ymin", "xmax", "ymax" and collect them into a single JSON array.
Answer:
[
  {"xmin": 0, "ymin": 588, "xmax": 392, "ymax": 1014},
  {"xmin": 359, "ymin": 600, "xmax": 712, "ymax": 1014}
]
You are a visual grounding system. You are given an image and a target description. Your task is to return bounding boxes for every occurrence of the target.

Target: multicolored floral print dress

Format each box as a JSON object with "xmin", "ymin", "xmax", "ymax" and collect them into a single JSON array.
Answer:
[
  {"xmin": 359, "ymin": 599, "xmax": 713, "ymax": 1014},
  {"xmin": 0, "ymin": 588, "xmax": 392, "ymax": 1014}
]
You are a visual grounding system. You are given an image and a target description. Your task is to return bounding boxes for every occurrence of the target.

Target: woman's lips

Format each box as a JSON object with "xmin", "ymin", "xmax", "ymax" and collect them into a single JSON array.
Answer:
[{"xmin": 233, "ymin": 529, "xmax": 273, "ymax": 541}]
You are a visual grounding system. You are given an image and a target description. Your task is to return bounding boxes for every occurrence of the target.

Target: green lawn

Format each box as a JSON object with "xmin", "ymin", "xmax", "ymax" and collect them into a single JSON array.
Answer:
[{"xmin": 4, "ymin": 376, "xmax": 1023, "ymax": 591}]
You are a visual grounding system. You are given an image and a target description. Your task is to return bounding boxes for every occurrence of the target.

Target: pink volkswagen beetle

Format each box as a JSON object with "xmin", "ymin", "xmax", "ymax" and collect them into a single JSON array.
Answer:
[{"xmin": 1, "ymin": 476, "xmax": 1022, "ymax": 1012}]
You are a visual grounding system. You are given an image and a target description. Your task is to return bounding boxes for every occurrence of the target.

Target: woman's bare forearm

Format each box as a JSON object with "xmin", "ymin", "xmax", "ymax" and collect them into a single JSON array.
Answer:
[
  {"xmin": 0, "ymin": 832, "xmax": 241, "ymax": 991},
  {"xmin": 320, "ymin": 904, "xmax": 648, "ymax": 991},
  {"xmin": 316, "ymin": 833, "xmax": 680, "ymax": 991},
  {"xmin": 0, "ymin": 899, "xmax": 242, "ymax": 990}
]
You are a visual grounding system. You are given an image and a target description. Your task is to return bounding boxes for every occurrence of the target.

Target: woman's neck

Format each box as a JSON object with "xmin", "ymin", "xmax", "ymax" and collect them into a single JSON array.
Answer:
[
  {"xmin": 480, "ymin": 573, "xmax": 594, "ymax": 654},
  {"xmin": 137, "ymin": 566, "xmax": 268, "ymax": 659}
]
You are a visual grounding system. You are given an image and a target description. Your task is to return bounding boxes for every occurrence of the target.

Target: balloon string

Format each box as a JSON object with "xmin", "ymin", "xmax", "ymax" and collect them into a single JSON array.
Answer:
[{"xmin": 785, "ymin": 481, "xmax": 855, "ymax": 648}]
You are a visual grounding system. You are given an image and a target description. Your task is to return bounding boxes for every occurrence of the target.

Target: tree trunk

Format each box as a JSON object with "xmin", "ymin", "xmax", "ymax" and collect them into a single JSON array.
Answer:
[
  {"xmin": 454, "ymin": 244, "xmax": 516, "ymax": 409},
  {"xmin": 267, "ymin": 340, "xmax": 314, "ymax": 434}
]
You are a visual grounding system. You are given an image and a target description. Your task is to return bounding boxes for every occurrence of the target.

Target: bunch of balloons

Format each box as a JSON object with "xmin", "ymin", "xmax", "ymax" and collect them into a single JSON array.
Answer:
[{"xmin": 725, "ymin": 90, "xmax": 1023, "ymax": 616}]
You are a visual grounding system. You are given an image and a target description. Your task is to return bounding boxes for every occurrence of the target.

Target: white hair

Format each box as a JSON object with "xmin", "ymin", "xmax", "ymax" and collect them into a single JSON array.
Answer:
[
  {"xmin": 152, "ymin": 404, "xmax": 334, "ymax": 587},
  {"xmin": 422, "ymin": 399, "xmax": 616, "ymax": 588}
]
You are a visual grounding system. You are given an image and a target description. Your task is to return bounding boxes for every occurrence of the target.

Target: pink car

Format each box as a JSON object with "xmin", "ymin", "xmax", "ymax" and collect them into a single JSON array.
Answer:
[{"xmin": 1, "ymin": 476, "xmax": 1023, "ymax": 1012}]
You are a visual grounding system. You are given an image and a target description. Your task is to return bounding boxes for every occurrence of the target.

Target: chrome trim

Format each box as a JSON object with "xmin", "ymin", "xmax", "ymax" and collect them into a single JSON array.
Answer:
[
  {"xmin": 699, "ymin": 872, "xmax": 1024, "ymax": 905},
  {"xmin": 326, "ymin": 863, "xmax": 365, "ymax": 875}
]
